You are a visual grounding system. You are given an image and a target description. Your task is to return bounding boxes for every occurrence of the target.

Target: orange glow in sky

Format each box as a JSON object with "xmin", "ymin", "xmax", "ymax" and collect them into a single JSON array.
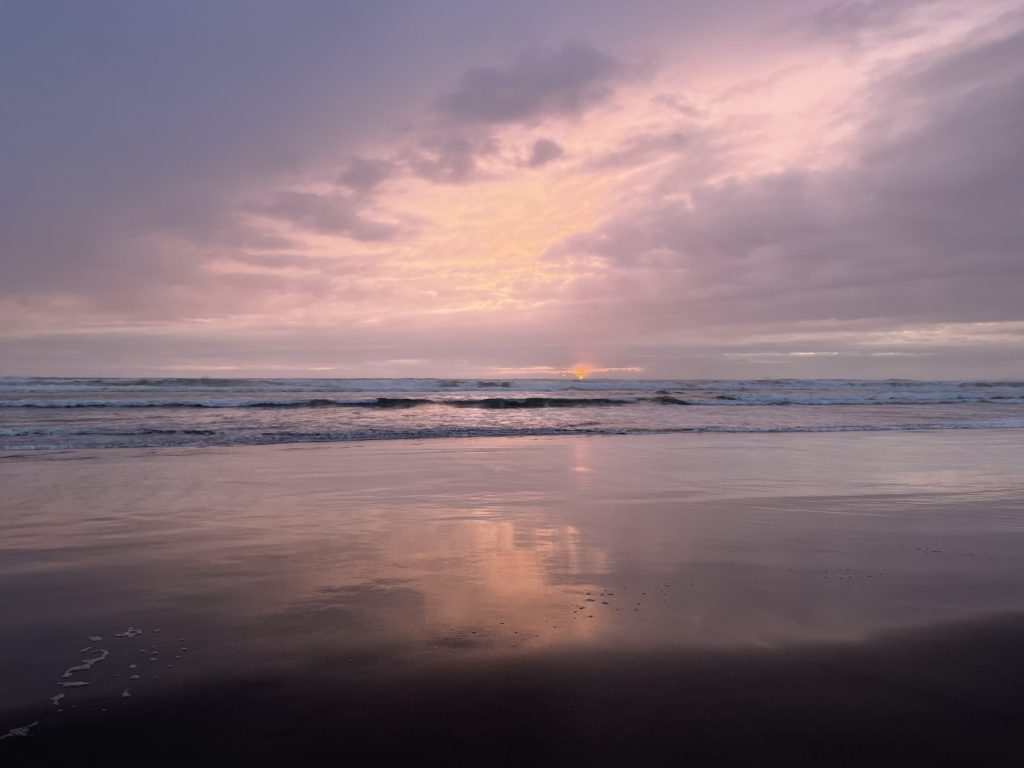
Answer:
[{"xmin": 3, "ymin": 0, "xmax": 1021, "ymax": 379}]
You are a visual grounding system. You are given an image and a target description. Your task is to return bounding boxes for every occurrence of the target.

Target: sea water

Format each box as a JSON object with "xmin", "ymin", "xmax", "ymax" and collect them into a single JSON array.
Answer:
[{"xmin": 1, "ymin": 377, "xmax": 1022, "ymax": 451}]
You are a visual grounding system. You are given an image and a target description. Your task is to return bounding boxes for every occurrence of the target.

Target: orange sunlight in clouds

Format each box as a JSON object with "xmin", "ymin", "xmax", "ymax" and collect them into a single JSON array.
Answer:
[
  {"xmin": 211, "ymin": 50, "xmax": 892, "ymax": 334},
  {"xmin": 13, "ymin": 0, "xmax": 1017, "ymax": 378},
  {"xmin": 395, "ymin": 169, "xmax": 609, "ymax": 273}
]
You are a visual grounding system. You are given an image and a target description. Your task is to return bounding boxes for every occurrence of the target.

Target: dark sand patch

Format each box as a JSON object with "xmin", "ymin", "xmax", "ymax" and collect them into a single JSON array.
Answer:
[{"xmin": 4, "ymin": 614, "xmax": 1024, "ymax": 766}]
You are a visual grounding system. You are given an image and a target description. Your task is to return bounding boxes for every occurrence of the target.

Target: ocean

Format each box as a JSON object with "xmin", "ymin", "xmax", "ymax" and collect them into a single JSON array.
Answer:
[{"xmin": 1, "ymin": 376, "xmax": 1023, "ymax": 451}]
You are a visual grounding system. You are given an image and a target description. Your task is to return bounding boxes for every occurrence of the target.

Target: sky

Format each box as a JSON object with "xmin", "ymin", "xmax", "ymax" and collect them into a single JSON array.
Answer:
[{"xmin": 2, "ymin": 0, "xmax": 1022, "ymax": 379}]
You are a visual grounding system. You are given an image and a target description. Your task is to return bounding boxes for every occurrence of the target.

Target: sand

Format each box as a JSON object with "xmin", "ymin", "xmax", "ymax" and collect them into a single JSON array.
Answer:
[{"xmin": 2, "ymin": 431, "xmax": 1024, "ymax": 764}]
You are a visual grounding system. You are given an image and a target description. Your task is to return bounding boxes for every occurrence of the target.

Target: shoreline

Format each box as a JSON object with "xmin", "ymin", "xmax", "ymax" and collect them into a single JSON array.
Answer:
[{"xmin": 3, "ymin": 419, "xmax": 1024, "ymax": 457}]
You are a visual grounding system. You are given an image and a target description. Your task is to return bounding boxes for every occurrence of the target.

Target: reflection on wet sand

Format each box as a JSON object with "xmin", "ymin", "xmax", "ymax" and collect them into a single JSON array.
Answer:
[{"xmin": 2, "ymin": 431, "xmax": 1024, "ymax": 763}]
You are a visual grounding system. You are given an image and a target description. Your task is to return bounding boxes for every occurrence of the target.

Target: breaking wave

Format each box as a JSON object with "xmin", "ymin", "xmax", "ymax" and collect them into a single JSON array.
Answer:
[
  {"xmin": 4, "ymin": 419, "xmax": 1024, "ymax": 452},
  {"xmin": 2, "ymin": 377, "xmax": 1021, "ymax": 451},
  {"xmin": 3, "ymin": 394, "xmax": 1023, "ymax": 409}
]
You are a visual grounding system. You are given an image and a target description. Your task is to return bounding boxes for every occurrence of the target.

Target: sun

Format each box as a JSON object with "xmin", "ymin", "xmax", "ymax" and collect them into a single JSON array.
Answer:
[{"xmin": 570, "ymin": 366, "xmax": 590, "ymax": 380}]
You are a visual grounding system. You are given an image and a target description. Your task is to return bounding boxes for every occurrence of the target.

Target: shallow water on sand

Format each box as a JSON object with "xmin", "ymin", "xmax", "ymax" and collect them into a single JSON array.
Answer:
[{"xmin": 2, "ymin": 430, "xmax": 1024, "ymax": 763}]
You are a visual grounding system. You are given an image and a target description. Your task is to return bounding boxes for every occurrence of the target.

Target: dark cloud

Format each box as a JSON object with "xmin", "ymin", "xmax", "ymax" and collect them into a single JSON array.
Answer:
[
  {"xmin": 435, "ymin": 42, "xmax": 622, "ymax": 125},
  {"xmin": 524, "ymin": 139, "xmax": 565, "ymax": 167},
  {"xmin": 806, "ymin": 0, "xmax": 928, "ymax": 39},
  {"xmin": 403, "ymin": 135, "xmax": 499, "ymax": 184},
  {"xmin": 253, "ymin": 192, "xmax": 400, "ymax": 241},
  {"xmin": 336, "ymin": 157, "xmax": 396, "ymax": 197}
]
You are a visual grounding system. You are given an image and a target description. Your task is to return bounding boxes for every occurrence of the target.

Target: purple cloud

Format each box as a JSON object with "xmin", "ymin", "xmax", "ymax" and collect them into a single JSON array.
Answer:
[
  {"xmin": 525, "ymin": 139, "xmax": 565, "ymax": 167},
  {"xmin": 253, "ymin": 191, "xmax": 400, "ymax": 241},
  {"xmin": 435, "ymin": 42, "xmax": 622, "ymax": 125},
  {"xmin": 548, "ymin": 25, "xmax": 1024, "ymax": 330},
  {"xmin": 336, "ymin": 157, "xmax": 396, "ymax": 197}
]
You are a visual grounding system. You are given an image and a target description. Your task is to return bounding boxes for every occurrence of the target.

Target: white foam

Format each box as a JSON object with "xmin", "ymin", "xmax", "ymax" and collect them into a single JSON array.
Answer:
[
  {"xmin": 51, "ymin": 693, "xmax": 65, "ymax": 706},
  {"xmin": 88, "ymin": 635, "xmax": 102, "ymax": 642},
  {"xmin": 61, "ymin": 648, "xmax": 109, "ymax": 679},
  {"xmin": 121, "ymin": 689, "xmax": 131, "ymax": 698},
  {"xmin": 114, "ymin": 627, "xmax": 143, "ymax": 638},
  {"xmin": 60, "ymin": 681, "xmax": 89, "ymax": 688},
  {"xmin": 0, "ymin": 721, "xmax": 39, "ymax": 740}
]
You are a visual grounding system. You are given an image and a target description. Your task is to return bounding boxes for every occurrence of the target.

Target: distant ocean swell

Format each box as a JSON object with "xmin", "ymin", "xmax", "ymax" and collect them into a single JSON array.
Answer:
[{"xmin": 3, "ymin": 394, "xmax": 1023, "ymax": 409}]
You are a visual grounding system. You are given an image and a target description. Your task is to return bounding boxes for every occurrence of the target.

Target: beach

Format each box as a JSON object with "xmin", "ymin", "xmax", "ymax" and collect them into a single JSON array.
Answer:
[
  {"xmin": 3, "ymin": 430, "xmax": 1024, "ymax": 764},
  {"xmin": 5, "ymin": 0, "xmax": 1024, "ymax": 761}
]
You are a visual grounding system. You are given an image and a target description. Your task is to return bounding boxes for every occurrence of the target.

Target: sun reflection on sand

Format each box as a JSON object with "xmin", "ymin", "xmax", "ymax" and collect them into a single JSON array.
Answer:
[
  {"xmin": 410, "ymin": 519, "xmax": 612, "ymax": 646},
  {"xmin": 304, "ymin": 505, "xmax": 617, "ymax": 650}
]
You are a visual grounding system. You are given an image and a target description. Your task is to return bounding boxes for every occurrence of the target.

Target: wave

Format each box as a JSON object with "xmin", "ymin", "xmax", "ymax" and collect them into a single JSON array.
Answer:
[
  {"xmin": 0, "ymin": 427, "xmax": 217, "ymax": 437},
  {"xmin": 4, "ymin": 392, "xmax": 1023, "ymax": 408},
  {"xmin": 0, "ymin": 396, "xmax": 639, "ymax": 409},
  {"xmin": 4, "ymin": 419, "xmax": 1024, "ymax": 452},
  {"xmin": 446, "ymin": 397, "xmax": 633, "ymax": 408}
]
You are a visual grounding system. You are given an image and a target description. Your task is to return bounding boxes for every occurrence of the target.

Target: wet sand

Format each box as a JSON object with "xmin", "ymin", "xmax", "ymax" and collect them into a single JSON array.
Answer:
[{"xmin": 2, "ymin": 431, "xmax": 1024, "ymax": 765}]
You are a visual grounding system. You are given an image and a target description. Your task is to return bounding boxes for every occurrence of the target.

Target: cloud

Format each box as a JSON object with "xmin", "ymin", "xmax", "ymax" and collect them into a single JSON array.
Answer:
[
  {"xmin": 252, "ymin": 191, "xmax": 401, "ymax": 241},
  {"xmin": 584, "ymin": 130, "xmax": 689, "ymax": 171},
  {"xmin": 435, "ymin": 42, "xmax": 622, "ymax": 125},
  {"xmin": 3, "ymin": 1, "xmax": 1022, "ymax": 378},
  {"xmin": 807, "ymin": 0, "xmax": 927, "ymax": 39},
  {"xmin": 547, "ymin": 22, "xmax": 1024, "ymax": 331},
  {"xmin": 1, "ymin": 3, "xmax": 601, "ymax": 308},
  {"xmin": 403, "ymin": 134, "xmax": 499, "ymax": 184},
  {"xmin": 524, "ymin": 139, "xmax": 565, "ymax": 168},
  {"xmin": 336, "ymin": 157, "xmax": 396, "ymax": 197}
]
